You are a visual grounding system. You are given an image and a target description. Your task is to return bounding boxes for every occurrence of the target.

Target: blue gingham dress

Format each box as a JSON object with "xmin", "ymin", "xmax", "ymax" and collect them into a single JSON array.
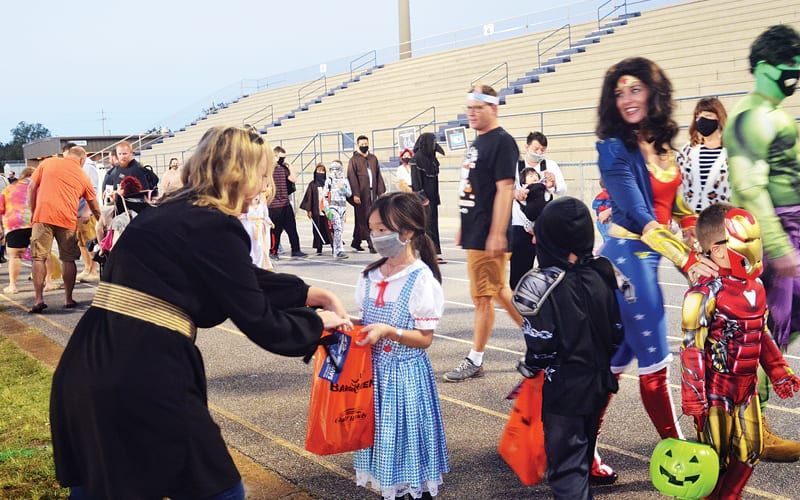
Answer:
[{"xmin": 354, "ymin": 267, "xmax": 449, "ymax": 499}]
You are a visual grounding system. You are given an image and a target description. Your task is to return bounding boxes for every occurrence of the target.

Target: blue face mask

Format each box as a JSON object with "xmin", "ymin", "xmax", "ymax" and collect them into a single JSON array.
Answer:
[{"xmin": 370, "ymin": 232, "xmax": 408, "ymax": 258}]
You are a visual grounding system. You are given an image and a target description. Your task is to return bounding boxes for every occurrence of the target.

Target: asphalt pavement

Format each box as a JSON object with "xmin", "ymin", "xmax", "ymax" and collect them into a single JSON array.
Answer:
[{"xmin": 1, "ymin": 220, "xmax": 798, "ymax": 500}]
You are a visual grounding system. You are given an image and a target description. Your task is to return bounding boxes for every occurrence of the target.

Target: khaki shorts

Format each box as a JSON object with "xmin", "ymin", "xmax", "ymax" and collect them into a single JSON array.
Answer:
[
  {"xmin": 77, "ymin": 215, "xmax": 98, "ymax": 246},
  {"xmin": 466, "ymin": 250, "xmax": 511, "ymax": 298},
  {"xmin": 31, "ymin": 222, "xmax": 80, "ymax": 262}
]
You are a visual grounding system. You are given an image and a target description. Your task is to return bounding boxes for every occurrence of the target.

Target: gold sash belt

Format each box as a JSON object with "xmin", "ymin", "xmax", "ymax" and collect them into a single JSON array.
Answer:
[{"xmin": 92, "ymin": 282, "xmax": 196, "ymax": 341}]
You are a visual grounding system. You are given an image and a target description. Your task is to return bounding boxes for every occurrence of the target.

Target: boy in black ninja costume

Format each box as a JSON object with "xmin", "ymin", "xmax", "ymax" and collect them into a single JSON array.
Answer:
[{"xmin": 513, "ymin": 197, "xmax": 625, "ymax": 500}]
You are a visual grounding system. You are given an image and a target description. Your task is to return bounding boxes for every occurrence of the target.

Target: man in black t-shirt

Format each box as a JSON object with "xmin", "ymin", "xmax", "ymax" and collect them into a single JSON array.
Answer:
[
  {"xmin": 444, "ymin": 84, "xmax": 524, "ymax": 382},
  {"xmin": 101, "ymin": 141, "xmax": 153, "ymax": 194}
]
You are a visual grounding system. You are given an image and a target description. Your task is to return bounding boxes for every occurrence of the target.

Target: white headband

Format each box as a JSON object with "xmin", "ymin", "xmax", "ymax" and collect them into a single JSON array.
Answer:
[{"xmin": 467, "ymin": 92, "xmax": 499, "ymax": 105}]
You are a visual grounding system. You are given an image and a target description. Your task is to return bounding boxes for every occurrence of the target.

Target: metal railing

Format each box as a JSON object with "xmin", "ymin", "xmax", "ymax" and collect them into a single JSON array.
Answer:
[
  {"xmin": 537, "ymin": 23, "xmax": 572, "ymax": 68},
  {"xmin": 371, "ymin": 106, "xmax": 438, "ymax": 159},
  {"xmin": 88, "ymin": 132, "xmax": 168, "ymax": 162},
  {"xmin": 350, "ymin": 50, "xmax": 377, "ymax": 80},
  {"xmin": 242, "ymin": 104, "xmax": 274, "ymax": 128},
  {"xmin": 597, "ymin": 0, "xmax": 649, "ymax": 28},
  {"xmin": 298, "ymin": 75, "xmax": 327, "ymax": 107},
  {"xmin": 470, "ymin": 62, "xmax": 509, "ymax": 90}
]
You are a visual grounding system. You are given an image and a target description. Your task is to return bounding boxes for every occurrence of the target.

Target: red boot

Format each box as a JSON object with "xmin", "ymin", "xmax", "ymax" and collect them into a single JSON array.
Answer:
[
  {"xmin": 639, "ymin": 367, "xmax": 682, "ymax": 439},
  {"xmin": 709, "ymin": 459, "xmax": 754, "ymax": 500}
]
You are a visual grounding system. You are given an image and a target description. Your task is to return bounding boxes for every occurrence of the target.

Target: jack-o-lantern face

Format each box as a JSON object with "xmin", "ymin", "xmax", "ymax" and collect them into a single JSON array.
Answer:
[{"xmin": 650, "ymin": 438, "xmax": 719, "ymax": 500}]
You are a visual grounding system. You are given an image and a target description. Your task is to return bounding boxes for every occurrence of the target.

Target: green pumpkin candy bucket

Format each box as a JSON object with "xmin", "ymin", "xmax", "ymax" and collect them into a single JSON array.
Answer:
[{"xmin": 650, "ymin": 438, "xmax": 719, "ymax": 499}]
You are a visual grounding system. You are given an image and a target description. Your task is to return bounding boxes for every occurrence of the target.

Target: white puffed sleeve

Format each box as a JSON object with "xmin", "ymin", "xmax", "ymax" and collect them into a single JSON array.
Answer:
[
  {"xmin": 407, "ymin": 268, "xmax": 445, "ymax": 330},
  {"xmin": 354, "ymin": 274, "xmax": 368, "ymax": 315}
]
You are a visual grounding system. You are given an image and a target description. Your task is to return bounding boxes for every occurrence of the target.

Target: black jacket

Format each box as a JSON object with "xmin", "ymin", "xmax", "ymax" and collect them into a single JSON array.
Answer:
[
  {"xmin": 102, "ymin": 159, "xmax": 154, "ymax": 192},
  {"xmin": 514, "ymin": 257, "xmax": 625, "ymax": 415}
]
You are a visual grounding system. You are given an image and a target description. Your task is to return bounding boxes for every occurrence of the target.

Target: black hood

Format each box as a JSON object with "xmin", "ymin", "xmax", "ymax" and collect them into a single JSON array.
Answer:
[
  {"xmin": 412, "ymin": 132, "xmax": 444, "ymax": 176},
  {"xmin": 534, "ymin": 197, "xmax": 595, "ymax": 269}
]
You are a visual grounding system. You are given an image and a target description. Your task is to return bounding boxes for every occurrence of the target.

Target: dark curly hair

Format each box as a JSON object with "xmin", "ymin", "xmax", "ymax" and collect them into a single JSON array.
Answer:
[
  {"xmin": 596, "ymin": 57, "xmax": 678, "ymax": 155},
  {"xmin": 749, "ymin": 24, "xmax": 800, "ymax": 73}
]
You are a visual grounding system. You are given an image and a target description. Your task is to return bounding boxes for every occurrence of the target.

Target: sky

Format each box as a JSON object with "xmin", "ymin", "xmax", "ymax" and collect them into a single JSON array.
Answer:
[{"xmin": 0, "ymin": 0, "xmax": 617, "ymax": 143}]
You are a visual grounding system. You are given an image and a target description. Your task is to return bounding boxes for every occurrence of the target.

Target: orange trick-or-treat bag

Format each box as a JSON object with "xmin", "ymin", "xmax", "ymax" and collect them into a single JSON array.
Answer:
[
  {"xmin": 305, "ymin": 326, "xmax": 375, "ymax": 455},
  {"xmin": 498, "ymin": 373, "xmax": 547, "ymax": 485}
]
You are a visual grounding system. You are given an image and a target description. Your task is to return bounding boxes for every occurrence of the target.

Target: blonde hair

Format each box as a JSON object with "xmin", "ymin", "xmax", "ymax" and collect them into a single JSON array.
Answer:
[
  {"xmin": 116, "ymin": 141, "xmax": 133, "ymax": 152},
  {"xmin": 176, "ymin": 126, "xmax": 272, "ymax": 216},
  {"xmin": 19, "ymin": 167, "xmax": 35, "ymax": 180}
]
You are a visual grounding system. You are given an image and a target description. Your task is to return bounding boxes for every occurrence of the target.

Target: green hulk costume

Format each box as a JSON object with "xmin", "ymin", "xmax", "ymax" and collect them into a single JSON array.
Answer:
[{"xmin": 724, "ymin": 24, "xmax": 800, "ymax": 463}]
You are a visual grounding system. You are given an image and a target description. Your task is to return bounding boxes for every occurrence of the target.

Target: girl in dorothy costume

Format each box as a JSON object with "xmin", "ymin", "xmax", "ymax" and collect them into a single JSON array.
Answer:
[{"xmin": 354, "ymin": 192, "xmax": 449, "ymax": 499}]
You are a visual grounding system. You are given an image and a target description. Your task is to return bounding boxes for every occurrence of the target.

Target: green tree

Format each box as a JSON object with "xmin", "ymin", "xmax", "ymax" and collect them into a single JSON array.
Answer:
[{"xmin": 0, "ymin": 122, "xmax": 51, "ymax": 161}]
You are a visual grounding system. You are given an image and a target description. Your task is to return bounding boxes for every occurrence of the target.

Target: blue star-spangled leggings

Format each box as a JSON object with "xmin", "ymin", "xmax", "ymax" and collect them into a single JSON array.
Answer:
[{"xmin": 601, "ymin": 237, "xmax": 673, "ymax": 374}]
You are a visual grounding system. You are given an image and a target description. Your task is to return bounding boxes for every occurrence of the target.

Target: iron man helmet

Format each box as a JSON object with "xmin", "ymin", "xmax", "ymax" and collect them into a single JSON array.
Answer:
[{"xmin": 723, "ymin": 207, "xmax": 763, "ymax": 279}]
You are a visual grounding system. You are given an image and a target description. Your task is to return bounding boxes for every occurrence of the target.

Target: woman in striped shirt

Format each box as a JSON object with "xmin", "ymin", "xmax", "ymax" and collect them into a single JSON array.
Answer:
[{"xmin": 679, "ymin": 98, "xmax": 730, "ymax": 244}]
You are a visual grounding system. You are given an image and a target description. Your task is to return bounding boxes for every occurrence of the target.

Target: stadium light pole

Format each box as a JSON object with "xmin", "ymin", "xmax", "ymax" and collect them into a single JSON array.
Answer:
[{"xmin": 398, "ymin": 0, "xmax": 412, "ymax": 60}]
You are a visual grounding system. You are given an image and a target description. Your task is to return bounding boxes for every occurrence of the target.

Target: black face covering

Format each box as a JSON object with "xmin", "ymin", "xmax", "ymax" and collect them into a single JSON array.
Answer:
[
  {"xmin": 534, "ymin": 197, "xmax": 595, "ymax": 269},
  {"xmin": 359, "ymin": 146, "xmax": 369, "ymax": 154},
  {"xmin": 696, "ymin": 117, "xmax": 719, "ymax": 137},
  {"xmin": 777, "ymin": 68, "xmax": 799, "ymax": 97},
  {"xmin": 314, "ymin": 172, "xmax": 326, "ymax": 185},
  {"xmin": 277, "ymin": 156, "xmax": 285, "ymax": 165}
]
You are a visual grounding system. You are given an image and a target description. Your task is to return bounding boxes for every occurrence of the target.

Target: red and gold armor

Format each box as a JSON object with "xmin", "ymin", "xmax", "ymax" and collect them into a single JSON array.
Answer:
[{"xmin": 679, "ymin": 206, "xmax": 799, "ymax": 498}]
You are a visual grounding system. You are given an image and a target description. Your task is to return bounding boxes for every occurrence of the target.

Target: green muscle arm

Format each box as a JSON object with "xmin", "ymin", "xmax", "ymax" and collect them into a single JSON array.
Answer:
[{"xmin": 725, "ymin": 104, "xmax": 794, "ymax": 259}]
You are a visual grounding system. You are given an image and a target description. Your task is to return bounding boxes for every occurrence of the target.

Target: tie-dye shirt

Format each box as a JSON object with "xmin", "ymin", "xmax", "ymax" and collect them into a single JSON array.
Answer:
[{"xmin": 0, "ymin": 178, "xmax": 32, "ymax": 232}]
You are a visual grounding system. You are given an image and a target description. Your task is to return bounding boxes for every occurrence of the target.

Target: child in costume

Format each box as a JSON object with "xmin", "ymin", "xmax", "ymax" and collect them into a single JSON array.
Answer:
[
  {"xmin": 300, "ymin": 163, "xmax": 332, "ymax": 256},
  {"xmin": 724, "ymin": 24, "xmax": 800, "ymax": 460},
  {"xmin": 323, "ymin": 160, "xmax": 352, "ymax": 259},
  {"xmin": 514, "ymin": 197, "xmax": 624, "ymax": 500},
  {"xmin": 239, "ymin": 193, "xmax": 273, "ymax": 270},
  {"xmin": 518, "ymin": 167, "xmax": 551, "ymax": 233},
  {"xmin": 354, "ymin": 192, "xmax": 449, "ymax": 500},
  {"xmin": 592, "ymin": 179, "xmax": 612, "ymax": 243},
  {"xmin": 680, "ymin": 203, "xmax": 799, "ymax": 498}
]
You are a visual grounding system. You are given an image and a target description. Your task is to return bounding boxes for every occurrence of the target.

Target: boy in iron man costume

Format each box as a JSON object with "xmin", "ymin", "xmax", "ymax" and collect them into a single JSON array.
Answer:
[{"xmin": 680, "ymin": 204, "xmax": 799, "ymax": 499}]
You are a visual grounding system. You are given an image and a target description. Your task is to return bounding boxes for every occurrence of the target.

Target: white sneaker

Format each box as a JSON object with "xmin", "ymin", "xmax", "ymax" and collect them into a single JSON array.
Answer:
[
  {"xmin": 75, "ymin": 270, "xmax": 88, "ymax": 282},
  {"xmin": 79, "ymin": 272, "xmax": 100, "ymax": 283}
]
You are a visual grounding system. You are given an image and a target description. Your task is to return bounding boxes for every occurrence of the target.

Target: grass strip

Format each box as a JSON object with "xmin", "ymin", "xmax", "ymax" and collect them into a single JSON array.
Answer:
[{"xmin": 0, "ymin": 336, "xmax": 67, "ymax": 498}]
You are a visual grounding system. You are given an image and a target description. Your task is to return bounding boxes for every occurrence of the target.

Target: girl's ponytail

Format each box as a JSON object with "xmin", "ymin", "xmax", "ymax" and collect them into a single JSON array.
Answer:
[{"xmin": 414, "ymin": 231, "xmax": 442, "ymax": 283}]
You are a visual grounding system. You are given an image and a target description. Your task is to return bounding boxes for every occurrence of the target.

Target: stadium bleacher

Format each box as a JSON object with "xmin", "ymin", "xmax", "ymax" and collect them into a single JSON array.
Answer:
[{"xmin": 139, "ymin": 0, "xmax": 800, "ymax": 218}]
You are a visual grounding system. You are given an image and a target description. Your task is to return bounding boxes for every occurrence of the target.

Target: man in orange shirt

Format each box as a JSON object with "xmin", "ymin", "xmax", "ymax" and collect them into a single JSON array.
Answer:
[{"xmin": 28, "ymin": 146, "xmax": 101, "ymax": 313}]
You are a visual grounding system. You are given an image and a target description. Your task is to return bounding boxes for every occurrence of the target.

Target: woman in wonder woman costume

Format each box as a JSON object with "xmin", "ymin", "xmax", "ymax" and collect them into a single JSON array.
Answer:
[{"xmin": 593, "ymin": 57, "xmax": 719, "ymax": 479}]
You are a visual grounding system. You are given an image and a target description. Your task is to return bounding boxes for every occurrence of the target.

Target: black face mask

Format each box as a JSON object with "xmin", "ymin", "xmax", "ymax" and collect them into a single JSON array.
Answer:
[
  {"xmin": 696, "ymin": 117, "xmax": 719, "ymax": 137},
  {"xmin": 401, "ymin": 157, "xmax": 410, "ymax": 164},
  {"xmin": 359, "ymin": 146, "xmax": 369, "ymax": 154},
  {"xmin": 777, "ymin": 68, "xmax": 799, "ymax": 97},
  {"xmin": 314, "ymin": 173, "xmax": 326, "ymax": 185},
  {"xmin": 277, "ymin": 156, "xmax": 285, "ymax": 165}
]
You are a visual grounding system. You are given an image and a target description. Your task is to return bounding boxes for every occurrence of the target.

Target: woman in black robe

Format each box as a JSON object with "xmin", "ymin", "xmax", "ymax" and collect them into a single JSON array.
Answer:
[
  {"xmin": 50, "ymin": 126, "xmax": 350, "ymax": 500},
  {"xmin": 299, "ymin": 163, "xmax": 332, "ymax": 255},
  {"xmin": 410, "ymin": 132, "xmax": 444, "ymax": 258}
]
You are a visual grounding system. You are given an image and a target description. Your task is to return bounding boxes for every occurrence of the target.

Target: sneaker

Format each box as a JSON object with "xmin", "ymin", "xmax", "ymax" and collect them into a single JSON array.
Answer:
[
  {"xmin": 351, "ymin": 242, "xmax": 365, "ymax": 252},
  {"xmin": 315, "ymin": 250, "xmax": 323, "ymax": 256},
  {"xmin": 291, "ymin": 251, "xmax": 308, "ymax": 258},
  {"xmin": 443, "ymin": 358, "xmax": 484, "ymax": 382},
  {"xmin": 368, "ymin": 246, "xmax": 377, "ymax": 254},
  {"xmin": 335, "ymin": 252, "xmax": 349, "ymax": 260},
  {"xmin": 80, "ymin": 272, "xmax": 100, "ymax": 283},
  {"xmin": 3, "ymin": 285, "xmax": 18, "ymax": 294},
  {"xmin": 590, "ymin": 456, "xmax": 618, "ymax": 485},
  {"xmin": 75, "ymin": 270, "xmax": 87, "ymax": 282},
  {"xmin": 44, "ymin": 281, "xmax": 64, "ymax": 292}
]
